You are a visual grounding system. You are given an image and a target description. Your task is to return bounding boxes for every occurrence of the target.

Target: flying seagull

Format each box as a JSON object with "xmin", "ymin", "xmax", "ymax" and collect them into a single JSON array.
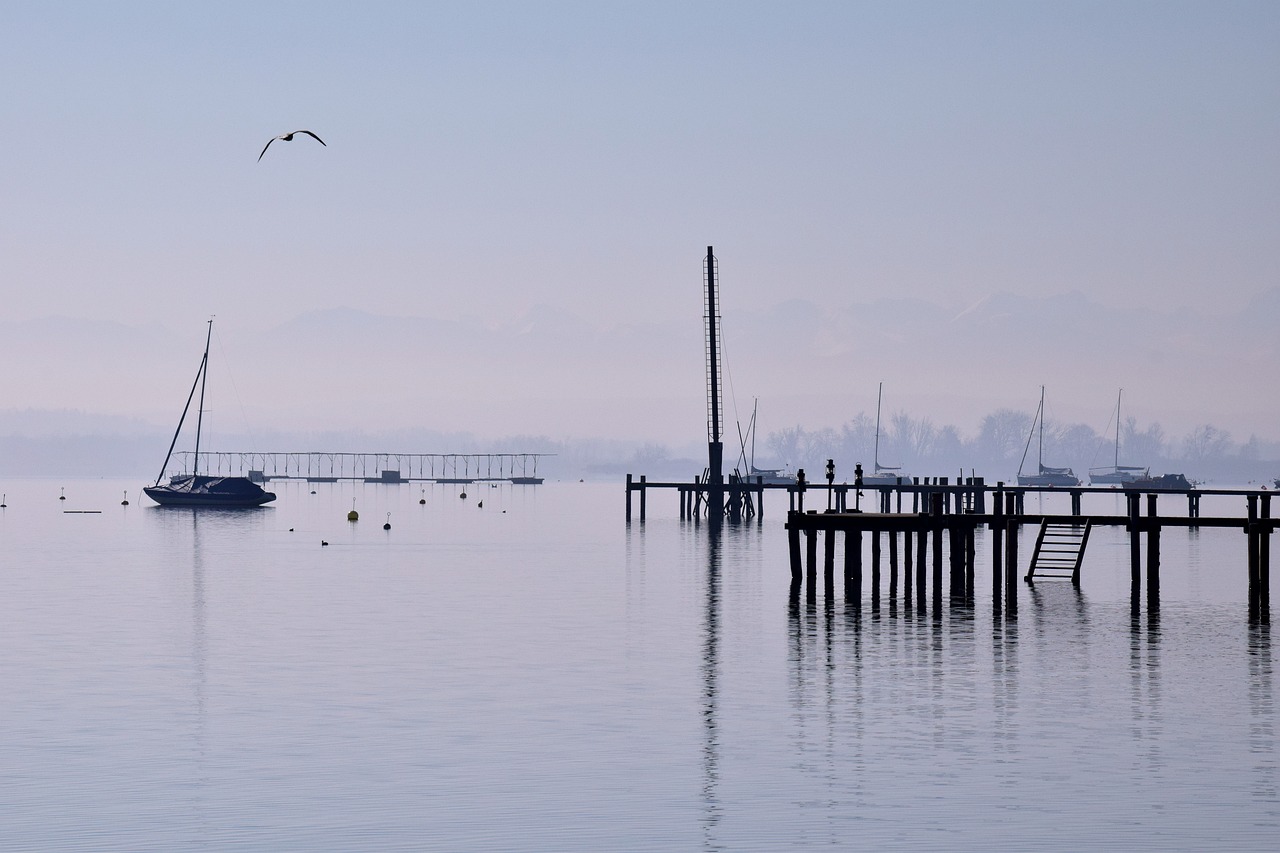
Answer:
[{"xmin": 258, "ymin": 129, "xmax": 326, "ymax": 161}]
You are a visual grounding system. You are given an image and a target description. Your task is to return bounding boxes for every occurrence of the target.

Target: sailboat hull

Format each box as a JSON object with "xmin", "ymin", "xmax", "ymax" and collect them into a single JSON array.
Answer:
[
  {"xmin": 1017, "ymin": 472, "xmax": 1080, "ymax": 487},
  {"xmin": 144, "ymin": 474, "xmax": 276, "ymax": 507}
]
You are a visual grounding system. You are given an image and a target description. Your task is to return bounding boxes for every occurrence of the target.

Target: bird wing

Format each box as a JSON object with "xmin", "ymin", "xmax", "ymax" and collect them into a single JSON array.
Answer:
[
  {"xmin": 257, "ymin": 137, "xmax": 278, "ymax": 161},
  {"xmin": 296, "ymin": 130, "xmax": 327, "ymax": 146}
]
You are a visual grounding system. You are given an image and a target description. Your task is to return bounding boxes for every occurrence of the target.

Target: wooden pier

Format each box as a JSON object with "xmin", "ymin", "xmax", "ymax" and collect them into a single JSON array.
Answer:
[{"xmin": 782, "ymin": 484, "xmax": 1273, "ymax": 618}]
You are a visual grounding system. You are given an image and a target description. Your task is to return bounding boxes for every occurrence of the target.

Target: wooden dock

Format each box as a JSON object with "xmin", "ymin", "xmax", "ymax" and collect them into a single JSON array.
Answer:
[{"xmin": 783, "ymin": 486, "xmax": 1274, "ymax": 619}]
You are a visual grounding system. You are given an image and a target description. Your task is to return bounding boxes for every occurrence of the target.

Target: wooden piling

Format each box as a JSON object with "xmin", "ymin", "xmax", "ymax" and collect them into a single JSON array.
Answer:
[
  {"xmin": 888, "ymin": 530, "xmax": 899, "ymax": 600},
  {"xmin": 1261, "ymin": 494, "xmax": 1271, "ymax": 605},
  {"xmin": 824, "ymin": 524, "xmax": 836, "ymax": 584},
  {"xmin": 992, "ymin": 485, "xmax": 1004, "ymax": 610},
  {"xmin": 788, "ymin": 524, "xmax": 802, "ymax": 583},
  {"xmin": 845, "ymin": 529, "xmax": 862, "ymax": 600},
  {"xmin": 1004, "ymin": 492, "xmax": 1018, "ymax": 609},
  {"xmin": 1146, "ymin": 493, "xmax": 1161, "ymax": 607},
  {"xmin": 931, "ymin": 494, "xmax": 944, "ymax": 611},
  {"xmin": 805, "ymin": 528, "xmax": 817, "ymax": 589},
  {"xmin": 1128, "ymin": 492, "xmax": 1142, "ymax": 593},
  {"xmin": 626, "ymin": 474, "xmax": 633, "ymax": 521},
  {"xmin": 1248, "ymin": 494, "xmax": 1260, "ymax": 594},
  {"xmin": 871, "ymin": 532, "xmax": 882, "ymax": 608},
  {"xmin": 916, "ymin": 527, "xmax": 927, "ymax": 610}
]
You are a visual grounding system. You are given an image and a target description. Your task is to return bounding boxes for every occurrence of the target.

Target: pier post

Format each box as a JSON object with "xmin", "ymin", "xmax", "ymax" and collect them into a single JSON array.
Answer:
[
  {"xmin": 965, "ymin": 524, "xmax": 976, "ymax": 602},
  {"xmin": 916, "ymin": 525, "xmax": 927, "ymax": 611},
  {"xmin": 824, "ymin": 524, "xmax": 836, "ymax": 584},
  {"xmin": 845, "ymin": 529, "xmax": 862, "ymax": 602},
  {"xmin": 1070, "ymin": 489, "xmax": 1082, "ymax": 517},
  {"xmin": 974, "ymin": 477, "xmax": 986, "ymax": 514},
  {"xmin": 992, "ymin": 483, "xmax": 1004, "ymax": 611},
  {"xmin": 889, "ymin": 530, "xmax": 899, "ymax": 601},
  {"xmin": 1146, "ymin": 493, "xmax": 1161, "ymax": 608},
  {"xmin": 1247, "ymin": 494, "xmax": 1260, "ymax": 597},
  {"xmin": 805, "ymin": 528, "xmax": 817, "ymax": 592},
  {"xmin": 912, "ymin": 477, "xmax": 919, "ymax": 513},
  {"xmin": 1004, "ymin": 492, "xmax": 1018, "ymax": 611},
  {"xmin": 788, "ymin": 522, "xmax": 803, "ymax": 584},
  {"xmin": 871, "ymin": 531, "xmax": 881, "ymax": 609},
  {"xmin": 903, "ymin": 527, "xmax": 914, "ymax": 605},
  {"xmin": 639, "ymin": 475, "xmax": 647, "ymax": 522},
  {"xmin": 932, "ymin": 494, "xmax": 944, "ymax": 612},
  {"xmin": 1128, "ymin": 492, "xmax": 1142, "ymax": 594},
  {"xmin": 949, "ymin": 525, "xmax": 963, "ymax": 604},
  {"xmin": 626, "ymin": 474, "xmax": 633, "ymax": 522},
  {"xmin": 1261, "ymin": 494, "xmax": 1271, "ymax": 609}
]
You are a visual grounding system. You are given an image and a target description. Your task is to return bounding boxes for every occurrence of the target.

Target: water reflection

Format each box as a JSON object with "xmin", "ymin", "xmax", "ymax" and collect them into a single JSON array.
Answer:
[
  {"xmin": 701, "ymin": 530, "xmax": 722, "ymax": 848},
  {"xmin": 1248, "ymin": 621, "xmax": 1275, "ymax": 804}
]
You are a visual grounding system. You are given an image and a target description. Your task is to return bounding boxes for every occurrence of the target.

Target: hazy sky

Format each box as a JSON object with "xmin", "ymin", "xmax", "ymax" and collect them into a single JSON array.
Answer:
[{"xmin": 3, "ymin": 2, "xmax": 1277, "ymax": 448}]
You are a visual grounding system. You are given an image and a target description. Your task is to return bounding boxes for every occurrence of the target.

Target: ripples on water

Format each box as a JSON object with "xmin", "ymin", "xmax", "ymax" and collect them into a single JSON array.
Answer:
[{"xmin": 0, "ymin": 480, "xmax": 1275, "ymax": 850}]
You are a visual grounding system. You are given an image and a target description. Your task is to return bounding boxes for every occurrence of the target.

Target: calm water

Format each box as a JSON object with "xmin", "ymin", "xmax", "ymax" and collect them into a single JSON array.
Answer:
[{"xmin": 0, "ymin": 478, "xmax": 1275, "ymax": 851}]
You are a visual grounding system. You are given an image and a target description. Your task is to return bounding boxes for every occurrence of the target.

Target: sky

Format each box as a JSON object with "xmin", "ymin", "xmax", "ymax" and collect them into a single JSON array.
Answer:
[{"xmin": 2, "ymin": 1, "xmax": 1277, "ymax": 452}]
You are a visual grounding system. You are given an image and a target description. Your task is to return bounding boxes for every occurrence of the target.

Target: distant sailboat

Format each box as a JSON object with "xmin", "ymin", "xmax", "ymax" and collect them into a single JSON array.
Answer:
[
  {"xmin": 734, "ymin": 399, "xmax": 795, "ymax": 485},
  {"xmin": 864, "ymin": 382, "xmax": 908, "ymax": 486},
  {"xmin": 1017, "ymin": 387, "xmax": 1080, "ymax": 487},
  {"xmin": 1088, "ymin": 389, "xmax": 1148, "ymax": 486},
  {"xmin": 143, "ymin": 321, "xmax": 276, "ymax": 508}
]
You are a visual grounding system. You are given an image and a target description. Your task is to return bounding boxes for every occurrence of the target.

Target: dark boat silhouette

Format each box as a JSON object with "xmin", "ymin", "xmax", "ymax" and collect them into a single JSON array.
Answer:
[{"xmin": 144, "ymin": 321, "xmax": 276, "ymax": 508}]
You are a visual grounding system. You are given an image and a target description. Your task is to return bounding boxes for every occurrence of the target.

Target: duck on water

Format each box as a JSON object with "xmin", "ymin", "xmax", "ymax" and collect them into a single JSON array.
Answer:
[{"xmin": 143, "ymin": 320, "xmax": 276, "ymax": 508}]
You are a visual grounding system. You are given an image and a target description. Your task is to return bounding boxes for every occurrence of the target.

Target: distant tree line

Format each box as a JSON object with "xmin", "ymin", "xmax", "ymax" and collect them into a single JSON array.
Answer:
[{"xmin": 764, "ymin": 410, "xmax": 1280, "ymax": 486}]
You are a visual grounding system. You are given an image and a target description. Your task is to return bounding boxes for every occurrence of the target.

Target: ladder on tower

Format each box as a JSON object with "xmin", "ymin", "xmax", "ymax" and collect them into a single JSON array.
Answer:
[{"xmin": 1025, "ymin": 519, "xmax": 1092, "ymax": 583}]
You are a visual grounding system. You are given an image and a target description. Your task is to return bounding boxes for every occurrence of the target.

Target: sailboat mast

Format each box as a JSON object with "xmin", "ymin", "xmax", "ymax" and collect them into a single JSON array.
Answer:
[
  {"xmin": 152, "ymin": 321, "xmax": 212, "ymax": 486},
  {"xmin": 193, "ymin": 320, "xmax": 213, "ymax": 473},
  {"xmin": 874, "ymin": 382, "xmax": 883, "ymax": 472},
  {"xmin": 1038, "ymin": 386, "xmax": 1045, "ymax": 472},
  {"xmin": 1115, "ymin": 388, "xmax": 1122, "ymax": 469}
]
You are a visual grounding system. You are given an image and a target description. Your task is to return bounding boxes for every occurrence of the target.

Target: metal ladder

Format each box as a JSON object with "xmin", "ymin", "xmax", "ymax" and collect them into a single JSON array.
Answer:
[{"xmin": 1025, "ymin": 519, "xmax": 1092, "ymax": 583}]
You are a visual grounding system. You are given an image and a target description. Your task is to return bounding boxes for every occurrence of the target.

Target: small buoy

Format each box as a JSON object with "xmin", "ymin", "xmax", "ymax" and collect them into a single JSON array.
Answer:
[
  {"xmin": 288, "ymin": 528, "xmax": 294, "ymax": 532},
  {"xmin": 1, "ymin": 494, "xmax": 6, "ymax": 508},
  {"xmin": 383, "ymin": 512, "xmax": 391, "ymax": 531},
  {"xmin": 459, "ymin": 491, "xmax": 467, "ymax": 500},
  {"xmin": 121, "ymin": 490, "xmax": 129, "ymax": 506},
  {"xmin": 321, "ymin": 540, "xmax": 329, "ymax": 546},
  {"xmin": 59, "ymin": 488, "xmax": 66, "ymax": 501},
  {"xmin": 419, "ymin": 489, "xmax": 426, "ymax": 505},
  {"xmin": 348, "ymin": 497, "xmax": 358, "ymax": 522},
  {"xmin": 310, "ymin": 490, "xmax": 317, "ymax": 495},
  {"xmin": 477, "ymin": 500, "xmax": 483, "ymax": 509}
]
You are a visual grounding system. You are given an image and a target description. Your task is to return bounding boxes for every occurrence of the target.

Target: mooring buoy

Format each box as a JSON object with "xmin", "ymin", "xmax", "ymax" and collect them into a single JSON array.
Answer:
[
  {"xmin": 121, "ymin": 490, "xmax": 129, "ymax": 506},
  {"xmin": 383, "ymin": 512, "xmax": 391, "ymax": 531}
]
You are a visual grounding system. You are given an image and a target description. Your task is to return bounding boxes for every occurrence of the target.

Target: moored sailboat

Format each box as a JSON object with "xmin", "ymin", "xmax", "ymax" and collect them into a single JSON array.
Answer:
[
  {"xmin": 143, "ymin": 321, "xmax": 276, "ymax": 508},
  {"xmin": 1089, "ymin": 389, "xmax": 1148, "ymax": 485},
  {"xmin": 864, "ymin": 382, "xmax": 909, "ymax": 486},
  {"xmin": 1017, "ymin": 387, "xmax": 1080, "ymax": 487}
]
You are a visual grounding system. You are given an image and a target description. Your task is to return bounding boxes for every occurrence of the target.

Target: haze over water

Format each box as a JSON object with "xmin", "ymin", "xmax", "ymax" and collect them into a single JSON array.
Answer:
[{"xmin": 0, "ymin": 478, "xmax": 1274, "ymax": 851}]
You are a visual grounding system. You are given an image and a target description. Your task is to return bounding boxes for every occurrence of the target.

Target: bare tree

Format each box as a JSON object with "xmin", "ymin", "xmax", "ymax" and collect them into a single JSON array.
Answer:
[{"xmin": 1183, "ymin": 424, "xmax": 1232, "ymax": 462}]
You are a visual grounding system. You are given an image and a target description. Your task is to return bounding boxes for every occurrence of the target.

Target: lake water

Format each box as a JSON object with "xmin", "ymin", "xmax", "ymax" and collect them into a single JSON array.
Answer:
[{"xmin": 0, "ymin": 478, "xmax": 1275, "ymax": 851}]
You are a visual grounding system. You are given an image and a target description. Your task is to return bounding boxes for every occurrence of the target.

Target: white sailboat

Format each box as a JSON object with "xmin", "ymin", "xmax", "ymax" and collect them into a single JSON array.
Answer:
[
  {"xmin": 864, "ymin": 382, "xmax": 908, "ymax": 486},
  {"xmin": 1088, "ymin": 389, "xmax": 1148, "ymax": 485}
]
